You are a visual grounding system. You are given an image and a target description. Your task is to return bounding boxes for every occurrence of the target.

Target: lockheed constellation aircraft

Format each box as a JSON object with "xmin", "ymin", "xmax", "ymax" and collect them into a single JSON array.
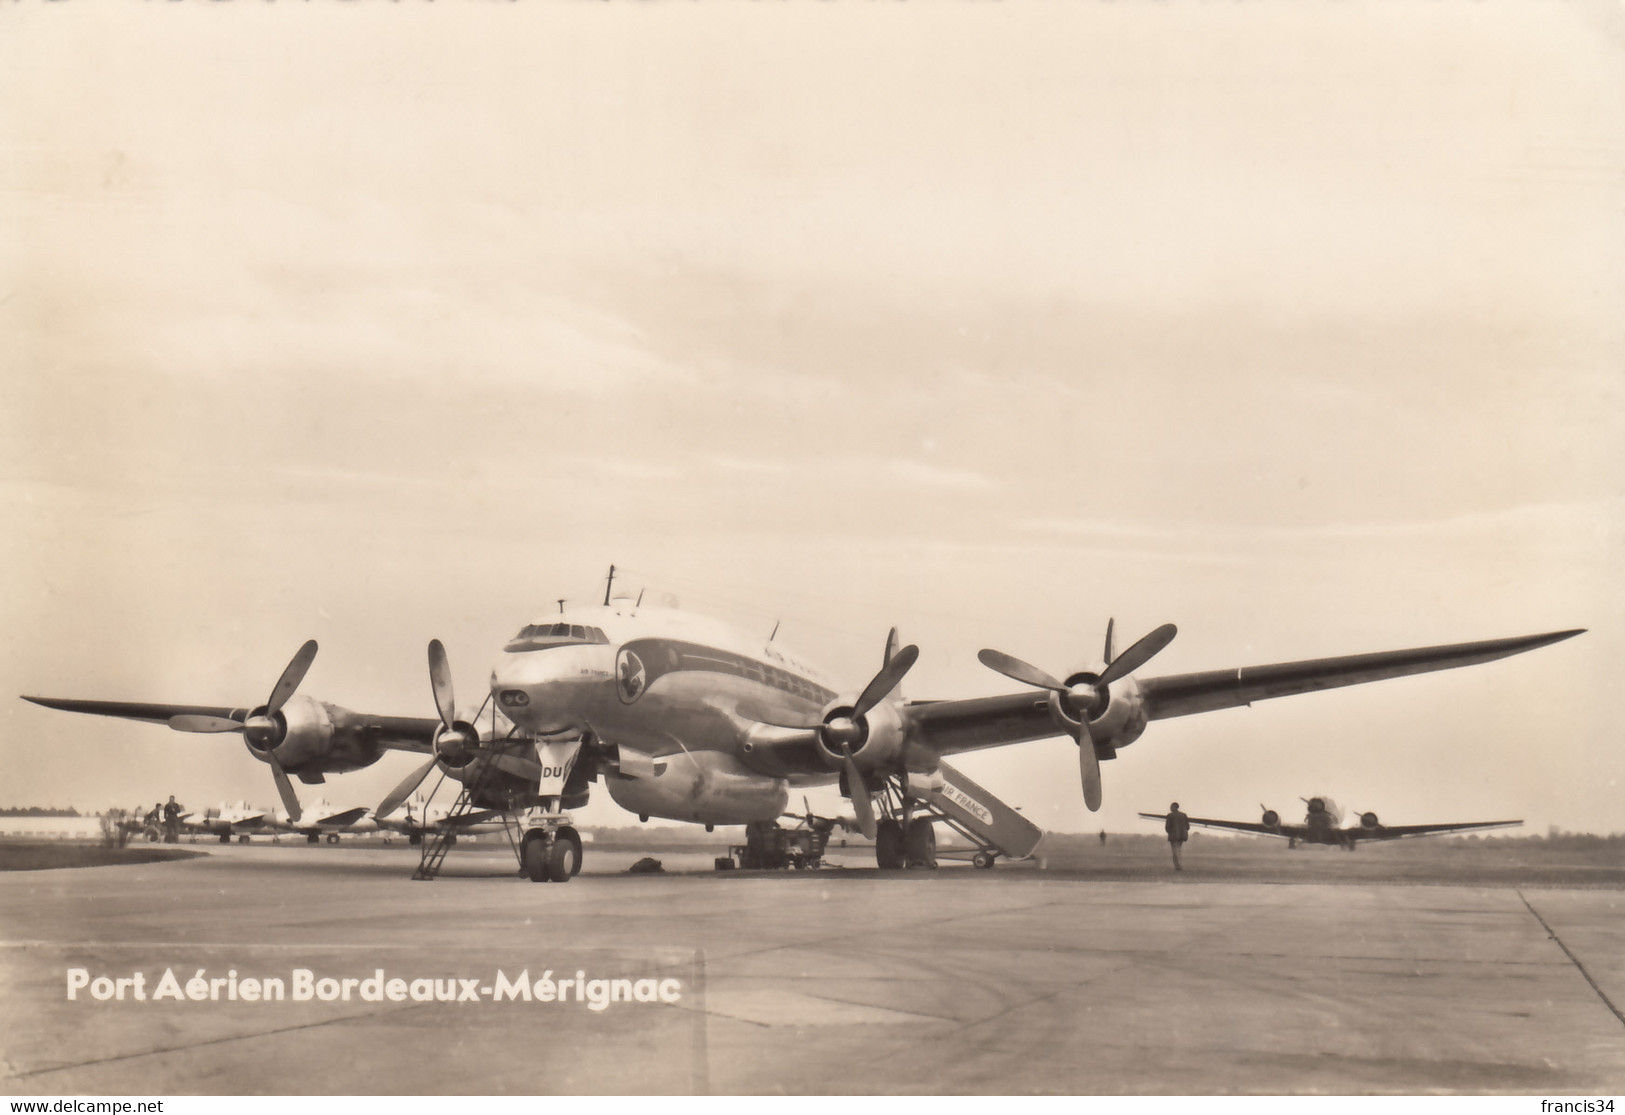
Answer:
[
  {"xmin": 22, "ymin": 580, "xmax": 1580, "ymax": 881},
  {"xmin": 1140, "ymin": 796, "xmax": 1523, "ymax": 849}
]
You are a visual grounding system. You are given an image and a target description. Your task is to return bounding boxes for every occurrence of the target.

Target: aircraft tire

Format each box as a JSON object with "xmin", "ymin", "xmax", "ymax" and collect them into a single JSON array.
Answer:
[
  {"xmin": 408, "ymin": 834, "xmax": 422, "ymax": 846},
  {"xmin": 237, "ymin": 834, "xmax": 250, "ymax": 844},
  {"xmin": 218, "ymin": 834, "xmax": 230, "ymax": 844},
  {"xmin": 876, "ymin": 820, "xmax": 906, "ymax": 870},
  {"xmin": 905, "ymin": 819, "xmax": 937, "ymax": 869},
  {"xmin": 521, "ymin": 832, "xmax": 551, "ymax": 883},
  {"xmin": 547, "ymin": 834, "xmax": 580, "ymax": 883},
  {"xmin": 306, "ymin": 833, "xmax": 320, "ymax": 844},
  {"xmin": 327, "ymin": 834, "xmax": 340, "ymax": 844},
  {"xmin": 972, "ymin": 851, "xmax": 995, "ymax": 869},
  {"xmin": 557, "ymin": 826, "xmax": 583, "ymax": 877}
]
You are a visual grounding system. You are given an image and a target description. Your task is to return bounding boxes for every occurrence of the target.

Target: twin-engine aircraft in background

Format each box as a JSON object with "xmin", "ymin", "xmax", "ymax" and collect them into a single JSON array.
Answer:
[
  {"xmin": 22, "ymin": 577, "xmax": 1581, "ymax": 881},
  {"xmin": 1140, "ymin": 796, "xmax": 1523, "ymax": 849}
]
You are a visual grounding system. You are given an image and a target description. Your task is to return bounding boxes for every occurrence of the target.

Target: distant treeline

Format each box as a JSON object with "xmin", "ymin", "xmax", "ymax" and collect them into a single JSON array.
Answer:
[{"xmin": 0, "ymin": 807, "xmax": 82, "ymax": 817}]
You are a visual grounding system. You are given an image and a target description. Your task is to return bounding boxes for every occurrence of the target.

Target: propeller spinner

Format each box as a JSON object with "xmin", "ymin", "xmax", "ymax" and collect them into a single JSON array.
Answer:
[
  {"xmin": 377, "ymin": 640, "xmax": 543, "ymax": 818},
  {"xmin": 977, "ymin": 621, "xmax": 1176, "ymax": 812},
  {"xmin": 167, "ymin": 640, "xmax": 318, "ymax": 822},
  {"xmin": 744, "ymin": 637, "xmax": 919, "ymax": 841}
]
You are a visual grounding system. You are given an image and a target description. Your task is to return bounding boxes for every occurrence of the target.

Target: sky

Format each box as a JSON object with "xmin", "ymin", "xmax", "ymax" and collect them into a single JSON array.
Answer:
[{"xmin": 2, "ymin": 1, "xmax": 1621, "ymax": 837}]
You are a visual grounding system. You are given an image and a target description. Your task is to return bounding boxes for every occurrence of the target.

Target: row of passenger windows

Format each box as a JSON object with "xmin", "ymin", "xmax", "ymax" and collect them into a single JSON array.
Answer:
[
  {"xmin": 697, "ymin": 647, "xmax": 832, "ymax": 704},
  {"xmin": 507, "ymin": 623, "xmax": 611, "ymax": 646}
]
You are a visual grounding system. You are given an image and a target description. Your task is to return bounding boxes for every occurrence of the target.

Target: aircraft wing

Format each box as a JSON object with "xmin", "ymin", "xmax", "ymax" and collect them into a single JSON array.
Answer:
[
  {"xmin": 19, "ymin": 696, "xmax": 441, "ymax": 754},
  {"xmin": 1138, "ymin": 811, "xmax": 1299, "ymax": 839},
  {"xmin": 1357, "ymin": 819, "xmax": 1523, "ymax": 840},
  {"xmin": 905, "ymin": 629, "xmax": 1582, "ymax": 756},
  {"xmin": 306, "ymin": 806, "xmax": 371, "ymax": 829},
  {"xmin": 1137, "ymin": 630, "xmax": 1581, "ymax": 721}
]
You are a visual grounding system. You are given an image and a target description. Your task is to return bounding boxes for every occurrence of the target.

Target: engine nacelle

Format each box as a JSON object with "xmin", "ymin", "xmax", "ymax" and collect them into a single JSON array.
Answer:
[
  {"xmin": 244, "ymin": 694, "xmax": 335, "ymax": 773},
  {"xmin": 1261, "ymin": 809, "xmax": 1281, "ymax": 829},
  {"xmin": 243, "ymin": 696, "xmax": 386, "ymax": 778},
  {"xmin": 1360, "ymin": 812, "xmax": 1381, "ymax": 830},
  {"xmin": 812, "ymin": 698, "xmax": 906, "ymax": 773},
  {"xmin": 606, "ymin": 750, "xmax": 787, "ymax": 825},
  {"xmin": 1045, "ymin": 674, "xmax": 1149, "ymax": 753}
]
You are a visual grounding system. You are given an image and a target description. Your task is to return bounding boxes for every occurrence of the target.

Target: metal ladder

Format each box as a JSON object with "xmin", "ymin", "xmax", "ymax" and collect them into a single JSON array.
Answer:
[{"xmin": 411, "ymin": 758, "xmax": 505, "ymax": 881}]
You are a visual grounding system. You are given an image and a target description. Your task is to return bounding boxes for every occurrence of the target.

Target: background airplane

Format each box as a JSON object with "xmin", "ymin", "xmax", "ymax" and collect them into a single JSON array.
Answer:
[
  {"xmin": 1140, "ymin": 795, "xmax": 1523, "ymax": 849},
  {"xmin": 268, "ymin": 800, "xmax": 375, "ymax": 843},
  {"xmin": 178, "ymin": 802, "xmax": 272, "ymax": 843},
  {"xmin": 22, "ymin": 587, "xmax": 1580, "ymax": 880},
  {"xmin": 376, "ymin": 795, "xmax": 510, "ymax": 845}
]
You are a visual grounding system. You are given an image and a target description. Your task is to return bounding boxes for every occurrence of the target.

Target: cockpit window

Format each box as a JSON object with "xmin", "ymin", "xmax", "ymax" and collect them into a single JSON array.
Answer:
[{"xmin": 504, "ymin": 623, "xmax": 610, "ymax": 652}]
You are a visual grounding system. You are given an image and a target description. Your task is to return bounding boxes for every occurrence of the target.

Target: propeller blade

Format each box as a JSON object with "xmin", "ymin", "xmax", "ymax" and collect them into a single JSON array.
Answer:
[
  {"xmin": 427, "ymin": 639, "xmax": 457, "ymax": 729},
  {"xmin": 1103, "ymin": 618, "xmax": 1116, "ymax": 665},
  {"xmin": 266, "ymin": 750, "xmax": 302, "ymax": 822},
  {"xmin": 168, "ymin": 714, "xmax": 244, "ymax": 733},
  {"xmin": 1076, "ymin": 720, "xmax": 1103, "ymax": 812},
  {"xmin": 853, "ymin": 644, "xmax": 918, "ymax": 718},
  {"xmin": 841, "ymin": 745, "xmax": 878, "ymax": 841},
  {"xmin": 977, "ymin": 649, "xmax": 1066, "ymax": 692},
  {"xmin": 265, "ymin": 640, "xmax": 319, "ymax": 716},
  {"xmin": 1097, "ymin": 623, "xmax": 1176, "ymax": 686},
  {"xmin": 377, "ymin": 756, "xmax": 439, "ymax": 818}
]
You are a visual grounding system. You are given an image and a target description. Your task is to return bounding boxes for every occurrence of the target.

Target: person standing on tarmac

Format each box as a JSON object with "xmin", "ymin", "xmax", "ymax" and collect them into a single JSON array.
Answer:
[
  {"xmin": 1164, "ymin": 802, "xmax": 1190, "ymax": 870},
  {"xmin": 163, "ymin": 796, "xmax": 183, "ymax": 843}
]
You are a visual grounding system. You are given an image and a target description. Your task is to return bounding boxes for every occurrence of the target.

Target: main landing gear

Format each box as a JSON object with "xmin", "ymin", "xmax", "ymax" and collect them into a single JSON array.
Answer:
[
  {"xmin": 873, "ymin": 817, "xmax": 938, "ymax": 870},
  {"xmin": 862, "ymin": 778, "xmax": 1001, "ymax": 871}
]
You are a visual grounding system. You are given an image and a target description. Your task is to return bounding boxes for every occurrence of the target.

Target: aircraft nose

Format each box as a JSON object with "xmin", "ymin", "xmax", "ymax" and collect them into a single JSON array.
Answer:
[{"xmin": 491, "ymin": 645, "xmax": 612, "ymax": 733}]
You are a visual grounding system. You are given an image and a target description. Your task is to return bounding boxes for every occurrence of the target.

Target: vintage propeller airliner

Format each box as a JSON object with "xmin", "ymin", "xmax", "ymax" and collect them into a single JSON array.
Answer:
[
  {"xmin": 23, "ymin": 575, "xmax": 1581, "ymax": 882},
  {"xmin": 1140, "ymin": 796, "xmax": 1523, "ymax": 849}
]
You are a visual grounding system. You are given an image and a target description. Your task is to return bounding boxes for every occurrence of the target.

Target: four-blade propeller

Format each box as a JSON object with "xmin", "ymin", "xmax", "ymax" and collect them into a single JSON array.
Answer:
[
  {"xmin": 978, "ymin": 621, "xmax": 1176, "ymax": 812},
  {"xmin": 167, "ymin": 640, "xmax": 318, "ymax": 822},
  {"xmin": 741, "ymin": 637, "xmax": 919, "ymax": 840},
  {"xmin": 376, "ymin": 640, "xmax": 543, "ymax": 819}
]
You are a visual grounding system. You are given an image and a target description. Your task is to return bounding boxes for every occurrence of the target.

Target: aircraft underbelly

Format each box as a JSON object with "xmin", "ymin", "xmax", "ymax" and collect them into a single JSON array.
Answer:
[{"xmin": 605, "ymin": 749, "xmax": 789, "ymax": 825}]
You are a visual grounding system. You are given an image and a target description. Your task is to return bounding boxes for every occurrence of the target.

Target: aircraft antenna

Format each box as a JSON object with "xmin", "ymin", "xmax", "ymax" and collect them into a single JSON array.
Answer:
[
  {"xmin": 636, "ymin": 588, "xmax": 645, "ymax": 606},
  {"xmin": 557, "ymin": 599, "xmax": 565, "ymax": 615},
  {"xmin": 603, "ymin": 564, "xmax": 616, "ymax": 605},
  {"xmin": 769, "ymin": 620, "xmax": 780, "ymax": 642}
]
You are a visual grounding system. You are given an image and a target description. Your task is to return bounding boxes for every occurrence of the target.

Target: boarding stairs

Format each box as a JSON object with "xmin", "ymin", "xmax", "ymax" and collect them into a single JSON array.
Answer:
[{"xmin": 411, "ymin": 755, "xmax": 523, "ymax": 881}]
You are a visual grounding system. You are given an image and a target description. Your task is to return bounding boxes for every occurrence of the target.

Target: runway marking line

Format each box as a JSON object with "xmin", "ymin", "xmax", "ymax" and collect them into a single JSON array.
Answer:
[{"xmin": 1516, "ymin": 889, "xmax": 1625, "ymax": 1030}]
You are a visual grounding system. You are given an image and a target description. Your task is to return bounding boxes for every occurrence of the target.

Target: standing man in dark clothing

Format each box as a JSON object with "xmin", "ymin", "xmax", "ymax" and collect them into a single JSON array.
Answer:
[
  {"xmin": 1164, "ymin": 802, "xmax": 1190, "ymax": 870},
  {"xmin": 163, "ymin": 796, "xmax": 182, "ymax": 844}
]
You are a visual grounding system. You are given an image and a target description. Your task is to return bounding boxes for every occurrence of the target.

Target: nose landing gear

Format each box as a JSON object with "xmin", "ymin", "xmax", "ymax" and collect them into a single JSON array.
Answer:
[{"xmin": 520, "ymin": 816, "xmax": 583, "ymax": 883}]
